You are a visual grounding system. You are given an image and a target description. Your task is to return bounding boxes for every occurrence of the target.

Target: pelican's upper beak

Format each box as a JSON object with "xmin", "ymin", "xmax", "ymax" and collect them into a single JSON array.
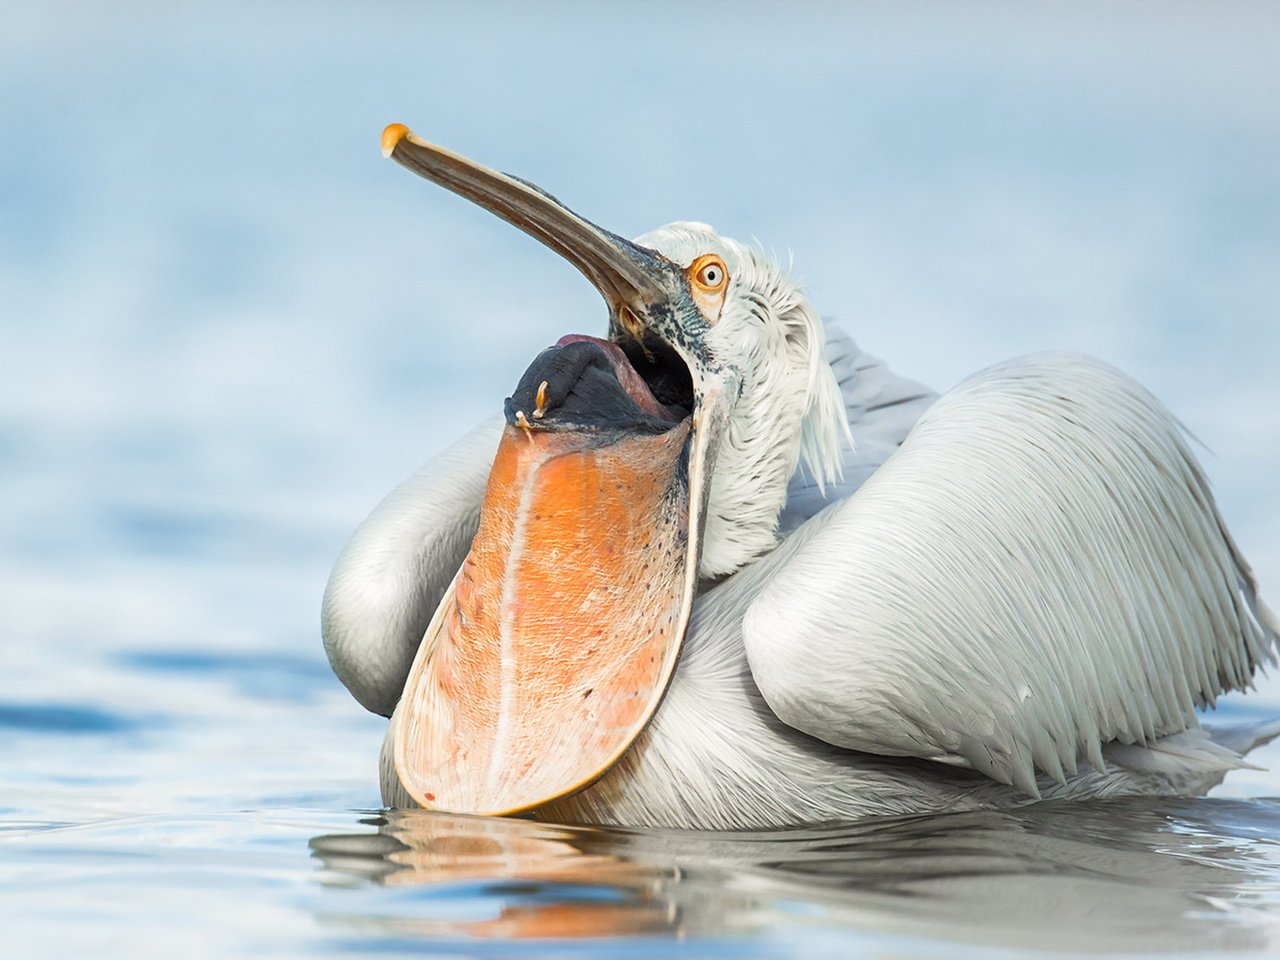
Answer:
[{"xmin": 381, "ymin": 124, "xmax": 734, "ymax": 815}]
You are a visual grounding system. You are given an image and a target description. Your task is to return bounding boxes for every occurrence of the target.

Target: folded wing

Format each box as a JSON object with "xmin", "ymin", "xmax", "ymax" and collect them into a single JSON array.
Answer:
[
  {"xmin": 322, "ymin": 416, "xmax": 503, "ymax": 716},
  {"xmin": 746, "ymin": 353, "xmax": 1277, "ymax": 795}
]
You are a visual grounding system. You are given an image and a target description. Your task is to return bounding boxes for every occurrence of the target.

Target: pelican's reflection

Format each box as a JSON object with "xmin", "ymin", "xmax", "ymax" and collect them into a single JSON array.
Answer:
[
  {"xmin": 310, "ymin": 797, "xmax": 1280, "ymax": 951},
  {"xmin": 311, "ymin": 811, "xmax": 681, "ymax": 938}
]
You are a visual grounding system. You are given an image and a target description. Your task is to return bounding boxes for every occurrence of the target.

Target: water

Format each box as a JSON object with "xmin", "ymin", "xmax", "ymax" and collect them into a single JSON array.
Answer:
[
  {"xmin": 2, "ymin": 3, "xmax": 1279, "ymax": 957},
  {"xmin": 7, "ymin": 802, "xmax": 1280, "ymax": 956}
]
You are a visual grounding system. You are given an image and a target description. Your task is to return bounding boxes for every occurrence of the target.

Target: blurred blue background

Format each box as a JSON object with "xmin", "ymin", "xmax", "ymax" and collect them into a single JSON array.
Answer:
[{"xmin": 1, "ymin": 2, "xmax": 1278, "ymax": 954}]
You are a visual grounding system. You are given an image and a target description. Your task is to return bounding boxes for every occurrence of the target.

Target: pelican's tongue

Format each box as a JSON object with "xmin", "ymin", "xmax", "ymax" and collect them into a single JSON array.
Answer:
[{"xmin": 390, "ymin": 338, "xmax": 695, "ymax": 815}]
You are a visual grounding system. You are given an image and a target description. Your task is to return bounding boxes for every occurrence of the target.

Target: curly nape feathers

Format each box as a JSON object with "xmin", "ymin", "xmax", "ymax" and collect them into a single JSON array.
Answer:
[{"xmin": 633, "ymin": 222, "xmax": 852, "ymax": 578}]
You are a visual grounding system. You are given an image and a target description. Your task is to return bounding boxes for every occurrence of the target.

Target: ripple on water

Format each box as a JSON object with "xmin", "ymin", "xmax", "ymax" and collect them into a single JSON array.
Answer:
[
  {"xmin": 117, "ymin": 649, "xmax": 336, "ymax": 704},
  {"xmin": 0, "ymin": 703, "xmax": 142, "ymax": 735}
]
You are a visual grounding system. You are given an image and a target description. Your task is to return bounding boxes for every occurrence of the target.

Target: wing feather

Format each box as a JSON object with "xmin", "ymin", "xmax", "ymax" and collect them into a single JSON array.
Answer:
[
  {"xmin": 322, "ymin": 416, "xmax": 503, "ymax": 715},
  {"xmin": 780, "ymin": 323, "xmax": 938, "ymax": 533},
  {"xmin": 745, "ymin": 353, "xmax": 1277, "ymax": 795}
]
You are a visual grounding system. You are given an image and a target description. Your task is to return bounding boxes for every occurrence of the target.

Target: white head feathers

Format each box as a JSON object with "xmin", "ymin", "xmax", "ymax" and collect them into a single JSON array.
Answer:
[{"xmin": 633, "ymin": 222, "xmax": 853, "ymax": 577}]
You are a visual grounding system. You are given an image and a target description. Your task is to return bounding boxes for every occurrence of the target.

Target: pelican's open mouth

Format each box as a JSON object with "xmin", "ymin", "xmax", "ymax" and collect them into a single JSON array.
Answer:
[
  {"xmin": 507, "ymin": 333, "xmax": 693, "ymax": 433},
  {"xmin": 380, "ymin": 124, "xmax": 727, "ymax": 816}
]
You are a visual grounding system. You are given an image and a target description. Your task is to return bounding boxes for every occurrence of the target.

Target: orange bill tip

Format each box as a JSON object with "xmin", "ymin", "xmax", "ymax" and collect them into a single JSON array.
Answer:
[{"xmin": 381, "ymin": 122, "xmax": 412, "ymax": 159}]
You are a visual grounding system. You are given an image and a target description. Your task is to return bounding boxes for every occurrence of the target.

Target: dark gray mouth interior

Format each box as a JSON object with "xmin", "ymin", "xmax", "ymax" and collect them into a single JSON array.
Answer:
[
  {"xmin": 618, "ymin": 335, "xmax": 694, "ymax": 419},
  {"xmin": 504, "ymin": 337, "xmax": 692, "ymax": 434}
]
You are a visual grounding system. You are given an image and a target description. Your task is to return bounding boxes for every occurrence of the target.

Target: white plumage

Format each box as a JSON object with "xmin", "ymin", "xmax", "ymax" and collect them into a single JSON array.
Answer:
[
  {"xmin": 328, "ymin": 219, "xmax": 1278, "ymax": 829},
  {"xmin": 746, "ymin": 352, "xmax": 1274, "ymax": 797}
]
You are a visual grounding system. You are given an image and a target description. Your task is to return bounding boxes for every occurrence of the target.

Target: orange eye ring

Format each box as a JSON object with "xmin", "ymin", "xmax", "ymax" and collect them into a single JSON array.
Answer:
[{"xmin": 689, "ymin": 254, "xmax": 728, "ymax": 293}]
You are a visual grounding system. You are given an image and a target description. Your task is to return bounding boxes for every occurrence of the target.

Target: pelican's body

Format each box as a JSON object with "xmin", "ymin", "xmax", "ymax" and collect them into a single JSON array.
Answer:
[{"xmin": 324, "ymin": 127, "xmax": 1278, "ymax": 830}]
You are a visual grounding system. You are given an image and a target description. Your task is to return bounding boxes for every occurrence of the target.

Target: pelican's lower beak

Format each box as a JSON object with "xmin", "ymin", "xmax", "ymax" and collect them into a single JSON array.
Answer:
[
  {"xmin": 391, "ymin": 334, "xmax": 714, "ymax": 814},
  {"xmin": 378, "ymin": 123, "xmax": 729, "ymax": 814}
]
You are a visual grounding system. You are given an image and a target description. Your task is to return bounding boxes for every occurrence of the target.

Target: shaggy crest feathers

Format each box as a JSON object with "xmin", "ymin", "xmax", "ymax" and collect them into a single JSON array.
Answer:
[{"xmin": 633, "ymin": 222, "xmax": 852, "ymax": 577}]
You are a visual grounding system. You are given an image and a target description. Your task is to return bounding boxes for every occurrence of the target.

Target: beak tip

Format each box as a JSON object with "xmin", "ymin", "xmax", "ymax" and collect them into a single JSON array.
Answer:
[{"xmin": 381, "ymin": 122, "xmax": 412, "ymax": 159}]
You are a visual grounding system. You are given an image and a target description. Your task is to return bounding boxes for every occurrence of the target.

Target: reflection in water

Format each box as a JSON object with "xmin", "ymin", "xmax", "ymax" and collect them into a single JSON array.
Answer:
[{"xmin": 311, "ymin": 798, "xmax": 1280, "ymax": 953}]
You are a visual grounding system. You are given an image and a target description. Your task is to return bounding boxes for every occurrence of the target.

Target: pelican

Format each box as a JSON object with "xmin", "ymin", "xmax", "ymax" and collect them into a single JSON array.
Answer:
[{"xmin": 322, "ymin": 124, "xmax": 1279, "ymax": 830}]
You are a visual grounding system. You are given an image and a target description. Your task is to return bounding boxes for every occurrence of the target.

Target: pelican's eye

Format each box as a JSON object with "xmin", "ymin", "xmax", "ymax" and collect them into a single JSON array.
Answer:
[
  {"xmin": 690, "ymin": 255, "xmax": 728, "ymax": 293},
  {"xmin": 687, "ymin": 254, "xmax": 729, "ymax": 324}
]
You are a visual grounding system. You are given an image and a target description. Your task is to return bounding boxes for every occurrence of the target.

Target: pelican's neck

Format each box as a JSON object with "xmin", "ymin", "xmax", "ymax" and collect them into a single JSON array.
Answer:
[
  {"xmin": 695, "ymin": 304, "xmax": 851, "ymax": 578},
  {"xmin": 697, "ymin": 425, "xmax": 803, "ymax": 577}
]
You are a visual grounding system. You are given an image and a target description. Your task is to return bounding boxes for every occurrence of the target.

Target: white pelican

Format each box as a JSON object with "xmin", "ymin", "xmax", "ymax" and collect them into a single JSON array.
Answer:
[{"xmin": 323, "ymin": 124, "xmax": 1279, "ymax": 830}]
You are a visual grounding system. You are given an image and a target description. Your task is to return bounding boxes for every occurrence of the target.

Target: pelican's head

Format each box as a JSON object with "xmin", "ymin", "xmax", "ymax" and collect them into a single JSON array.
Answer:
[
  {"xmin": 380, "ymin": 125, "xmax": 848, "ymax": 815},
  {"xmin": 627, "ymin": 221, "xmax": 849, "ymax": 576}
]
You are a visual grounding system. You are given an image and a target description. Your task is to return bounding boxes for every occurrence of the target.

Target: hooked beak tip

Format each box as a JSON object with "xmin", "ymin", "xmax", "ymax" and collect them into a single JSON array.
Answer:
[{"xmin": 381, "ymin": 122, "xmax": 412, "ymax": 159}]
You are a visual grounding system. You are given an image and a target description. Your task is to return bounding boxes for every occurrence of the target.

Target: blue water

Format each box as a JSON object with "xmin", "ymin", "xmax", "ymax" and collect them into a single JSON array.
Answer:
[{"xmin": 2, "ymin": 4, "xmax": 1279, "ymax": 957}]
